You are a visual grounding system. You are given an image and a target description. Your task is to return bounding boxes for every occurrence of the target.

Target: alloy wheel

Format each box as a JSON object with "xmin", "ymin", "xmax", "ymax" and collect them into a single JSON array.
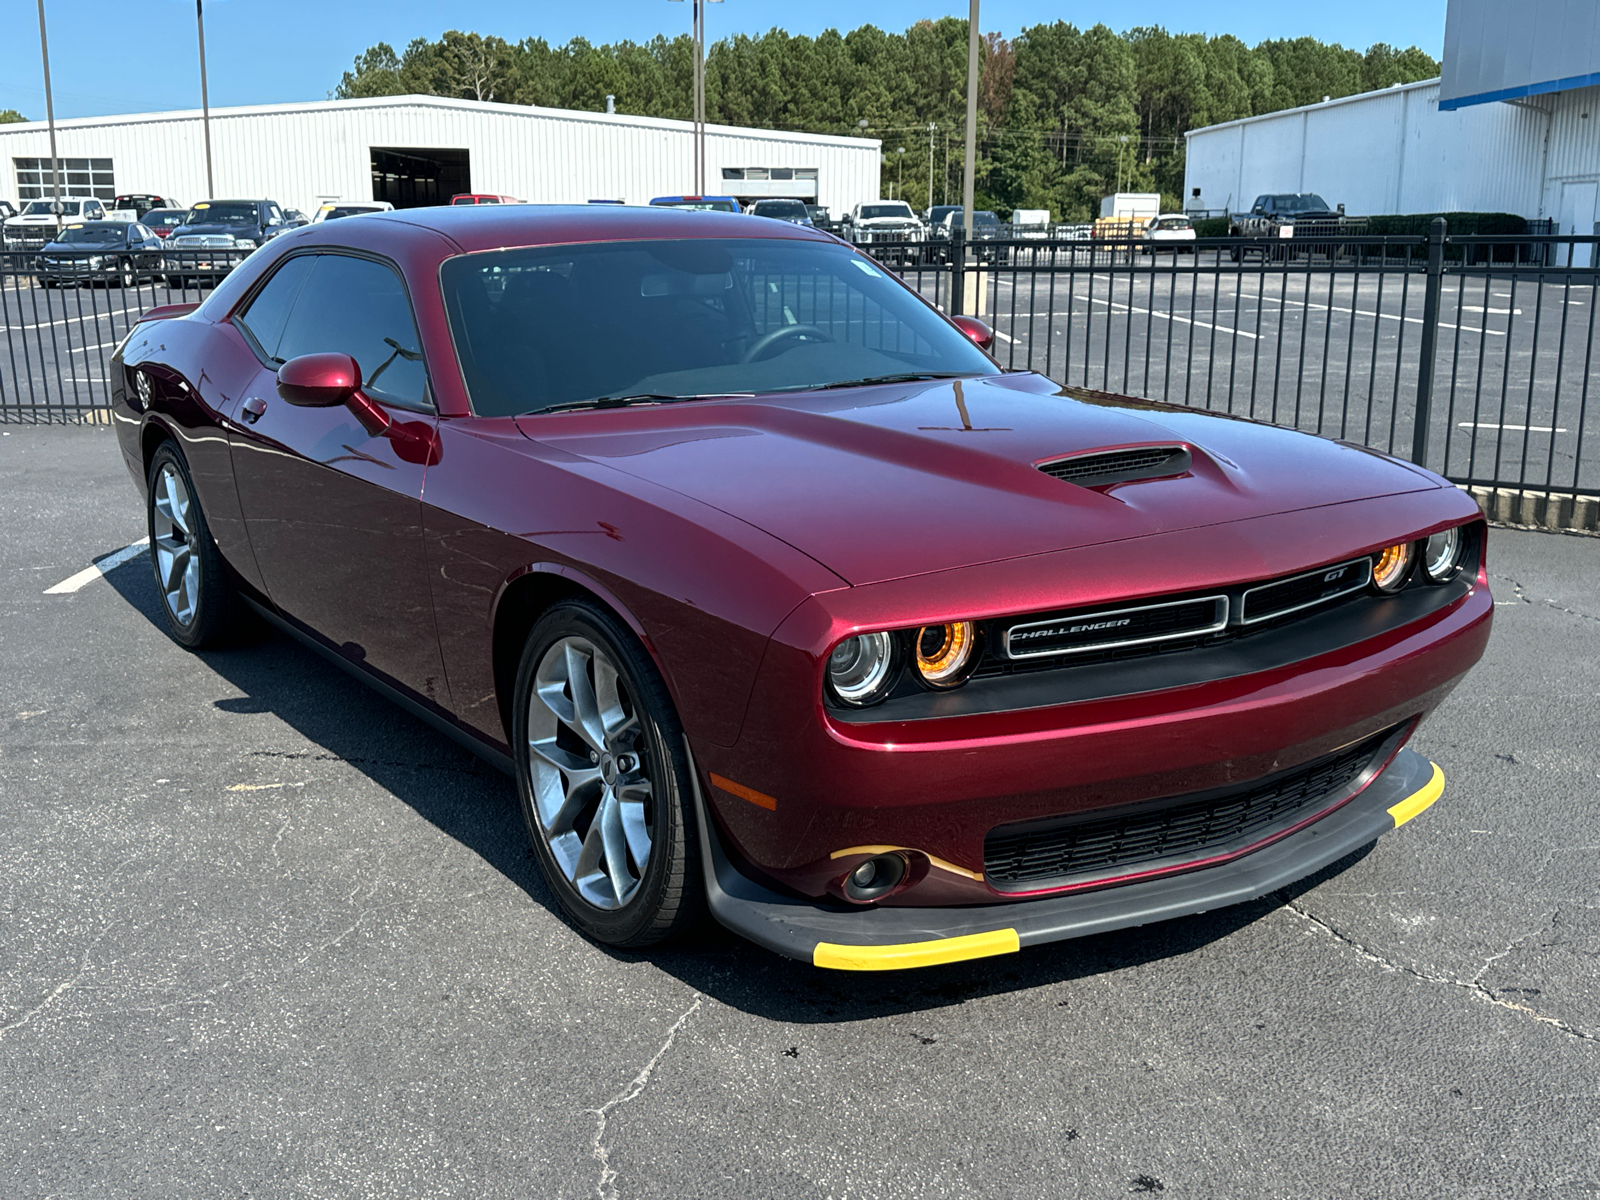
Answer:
[
  {"xmin": 526, "ymin": 636, "xmax": 655, "ymax": 910},
  {"xmin": 151, "ymin": 461, "xmax": 200, "ymax": 626}
]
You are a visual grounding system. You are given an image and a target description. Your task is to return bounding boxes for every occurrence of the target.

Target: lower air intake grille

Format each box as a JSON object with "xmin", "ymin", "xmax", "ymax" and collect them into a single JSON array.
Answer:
[
  {"xmin": 983, "ymin": 728, "xmax": 1394, "ymax": 890},
  {"xmin": 1038, "ymin": 445, "xmax": 1191, "ymax": 488}
]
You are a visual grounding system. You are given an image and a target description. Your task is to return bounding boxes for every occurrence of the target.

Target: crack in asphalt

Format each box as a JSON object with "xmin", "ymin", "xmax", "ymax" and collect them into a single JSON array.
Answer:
[
  {"xmin": 1491, "ymin": 573, "xmax": 1600, "ymax": 623},
  {"xmin": 1283, "ymin": 900, "xmax": 1598, "ymax": 1045},
  {"xmin": 0, "ymin": 920, "xmax": 120, "ymax": 1044},
  {"xmin": 589, "ymin": 993, "xmax": 703, "ymax": 1200}
]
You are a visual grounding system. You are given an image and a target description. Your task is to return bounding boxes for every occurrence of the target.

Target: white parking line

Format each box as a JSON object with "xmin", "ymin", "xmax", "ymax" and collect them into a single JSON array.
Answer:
[
  {"xmin": 44, "ymin": 538, "xmax": 148, "ymax": 594},
  {"xmin": 1456, "ymin": 423, "xmax": 1568, "ymax": 433}
]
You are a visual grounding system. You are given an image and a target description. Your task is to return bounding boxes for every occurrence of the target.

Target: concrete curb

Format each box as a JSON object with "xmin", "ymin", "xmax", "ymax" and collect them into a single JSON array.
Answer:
[{"xmin": 1463, "ymin": 485, "xmax": 1600, "ymax": 536}]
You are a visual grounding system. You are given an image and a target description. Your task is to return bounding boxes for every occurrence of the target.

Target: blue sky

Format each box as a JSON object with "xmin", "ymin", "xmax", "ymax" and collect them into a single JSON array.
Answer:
[{"xmin": 4, "ymin": 0, "xmax": 1448, "ymax": 122}]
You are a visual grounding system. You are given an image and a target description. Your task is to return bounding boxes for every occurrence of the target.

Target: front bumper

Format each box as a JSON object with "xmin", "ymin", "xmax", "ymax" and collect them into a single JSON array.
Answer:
[{"xmin": 694, "ymin": 745, "xmax": 1443, "ymax": 969}]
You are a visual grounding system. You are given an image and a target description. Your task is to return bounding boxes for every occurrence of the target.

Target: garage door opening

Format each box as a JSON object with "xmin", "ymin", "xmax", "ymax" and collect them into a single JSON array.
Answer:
[{"xmin": 370, "ymin": 147, "xmax": 470, "ymax": 209}]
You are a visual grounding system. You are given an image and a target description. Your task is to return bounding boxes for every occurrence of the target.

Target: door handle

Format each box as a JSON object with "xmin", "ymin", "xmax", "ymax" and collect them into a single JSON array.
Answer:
[{"xmin": 241, "ymin": 397, "xmax": 268, "ymax": 424}]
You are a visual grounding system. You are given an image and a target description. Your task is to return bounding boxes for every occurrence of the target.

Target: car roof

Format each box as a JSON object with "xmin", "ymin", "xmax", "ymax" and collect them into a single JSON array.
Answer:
[{"xmin": 386, "ymin": 203, "xmax": 834, "ymax": 253}]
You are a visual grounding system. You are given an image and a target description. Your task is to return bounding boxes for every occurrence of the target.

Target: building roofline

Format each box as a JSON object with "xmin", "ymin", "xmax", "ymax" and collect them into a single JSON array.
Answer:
[
  {"xmin": 1439, "ymin": 70, "xmax": 1600, "ymax": 110},
  {"xmin": 1184, "ymin": 78, "xmax": 1442, "ymax": 140},
  {"xmin": 0, "ymin": 93, "xmax": 882, "ymax": 150}
]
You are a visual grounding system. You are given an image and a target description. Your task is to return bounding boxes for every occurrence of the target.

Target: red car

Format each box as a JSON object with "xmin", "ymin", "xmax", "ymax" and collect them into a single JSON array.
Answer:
[{"xmin": 110, "ymin": 206, "xmax": 1491, "ymax": 971}]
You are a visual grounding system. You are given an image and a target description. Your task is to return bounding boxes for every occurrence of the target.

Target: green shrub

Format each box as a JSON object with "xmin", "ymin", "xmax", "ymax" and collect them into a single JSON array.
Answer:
[{"xmin": 1193, "ymin": 216, "xmax": 1230, "ymax": 238}]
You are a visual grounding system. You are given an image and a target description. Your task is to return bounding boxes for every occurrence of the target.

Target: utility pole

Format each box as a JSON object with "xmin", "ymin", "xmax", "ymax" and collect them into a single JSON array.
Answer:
[
  {"xmin": 197, "ymin": 0, "xmax": 214, "ymax": 199},
  {"xmin": 962, "ymin": 0, "xmax": 979, "ymax": 236},
  {"xmin": 35, "ymin": 0, "xmax": 61, "ymax": 234},
  {"xmin": 670, "ymin": 0, "xmax": 722, "ymax": 195},
  {"xmin": 927, "ymin": 123, "xmax": 936, "ymax": 213}
]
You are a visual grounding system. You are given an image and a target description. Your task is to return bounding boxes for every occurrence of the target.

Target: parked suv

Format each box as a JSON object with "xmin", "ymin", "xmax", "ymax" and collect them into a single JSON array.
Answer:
[
  {"xmin": 746, "ymin": 198, "xmax": 813, "ymax": 225},
  {"xmin": 164, "ymin": 199, "xmax": 289, "ymax": 286},
  {"xmin": 4, "ymin": 197, "xmax": 109, "ymax": 255}
]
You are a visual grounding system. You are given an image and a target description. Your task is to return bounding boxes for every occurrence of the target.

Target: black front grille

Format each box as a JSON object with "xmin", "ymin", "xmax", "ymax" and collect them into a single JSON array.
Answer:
[
  {"xmin": 1039, "ymin": 445, "xmax": 1191, "ymax": 488},
  {"xmin": 1005, "ymin": 595, "xmax": 1226, "ymax": 659},
  {"xmin": 983, "ymin": 728, "xmax": 1394, "ymax": 889},
  {"xmin": 1241, "ymin": 558, "xmax": 1372, "ymax": 624}
]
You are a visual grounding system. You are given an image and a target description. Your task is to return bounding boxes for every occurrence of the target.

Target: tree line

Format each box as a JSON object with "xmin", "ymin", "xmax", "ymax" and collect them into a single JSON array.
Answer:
[{"xmin": 337, "ymin": 21, "xmax": 1439, "ymax": 220}]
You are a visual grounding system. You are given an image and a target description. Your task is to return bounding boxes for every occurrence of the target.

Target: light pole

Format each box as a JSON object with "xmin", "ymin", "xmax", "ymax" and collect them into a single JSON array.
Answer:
[
  {"xmin": 197, "ymin": 0, "xmax": 214, "ymax": 199},
  {"xmin": 927, "ymin": 123, "xmax": 936, "ymax": 213},
  {"xmin": 34, "ymin": 0, "xmax": 61, "ymax": 233},
  {"xmin": 669, "ymin": 0, "xmax": 722, "ymax": 195},
  {"xmin": 962, "ymin": 0, "xmax": 979, "ymax": 237},
  {"xmin": 896, "ymin": 146, "xmax": 904, "ymax": 200}
]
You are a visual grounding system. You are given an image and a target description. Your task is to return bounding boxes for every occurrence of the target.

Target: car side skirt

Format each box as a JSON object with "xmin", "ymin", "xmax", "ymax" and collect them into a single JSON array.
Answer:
[{"xmin": 686, "ymin": 740, "xmax": 1443, "ymax": 971}]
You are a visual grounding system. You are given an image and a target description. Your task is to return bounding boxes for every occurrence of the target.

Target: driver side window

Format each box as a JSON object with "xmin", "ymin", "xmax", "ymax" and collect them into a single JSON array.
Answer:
[{"xmin": 275, "ymin": 254, "xmax": 431, "ymax": 411}]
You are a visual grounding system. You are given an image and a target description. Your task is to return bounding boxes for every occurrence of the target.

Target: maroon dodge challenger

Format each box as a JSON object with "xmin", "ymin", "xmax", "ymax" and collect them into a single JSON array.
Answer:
[{"xmin": 110, "ymin": 205, "xmax": 1490, "ymax": 970}]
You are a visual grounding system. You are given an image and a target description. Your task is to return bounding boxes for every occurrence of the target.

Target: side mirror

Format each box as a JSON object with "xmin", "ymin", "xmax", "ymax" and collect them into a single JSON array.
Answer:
[
  {"xmin": 275, "ymin": 352, "xmax": 424, "ymax": 447},
  {"xmin": 277, "ymin": 352, "xmax": 359, "ymax": 408},
  {"xmin": 951, "ymin": 314, "xmax": 995, "ymax": 353}
]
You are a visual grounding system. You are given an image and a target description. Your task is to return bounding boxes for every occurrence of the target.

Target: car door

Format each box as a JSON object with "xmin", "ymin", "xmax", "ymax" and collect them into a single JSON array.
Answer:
[{"xmin": 227, "ymin": 250, "xmax": 450, "ymax": 707}]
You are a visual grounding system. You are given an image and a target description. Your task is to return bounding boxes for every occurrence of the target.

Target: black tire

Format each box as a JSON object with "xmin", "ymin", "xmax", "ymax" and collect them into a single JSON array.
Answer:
[
  {"xmin": 512, "ymin": 599, "xmax": 704, "ymax": 948},
  {"xmin": 118, "ymin": 259, "xmax": 135, "ymax": 288},
  {"xmin": 145, "ymin": 440, "xmax": 248, "ymax": 649}
]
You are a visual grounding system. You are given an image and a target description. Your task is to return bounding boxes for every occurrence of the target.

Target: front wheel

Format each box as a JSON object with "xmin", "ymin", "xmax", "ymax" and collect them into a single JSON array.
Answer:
[
  {"xmin": 118, "ymin": 259, "xmax": 136, "ymax": 288},
  {"xmin": 146, "ymin": 441, "xmax": 248, "ymax": 648},
  {"xmin": 513, "ymin": 601, "xmax": 703, "ymax": 947}
]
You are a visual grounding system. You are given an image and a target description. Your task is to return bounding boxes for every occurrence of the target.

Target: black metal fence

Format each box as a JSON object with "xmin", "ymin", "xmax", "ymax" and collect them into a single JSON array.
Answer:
[
  {"xmin": 3, "ymin": 226, "xmax": 1597, "ymax": 497},
  {"xmin": 879, "ymin": 223, "xmax": 1599, "ymax": 498},
  {"xmin": 0, "ymin": 247, "xmax": 232, "ymax": 422}
]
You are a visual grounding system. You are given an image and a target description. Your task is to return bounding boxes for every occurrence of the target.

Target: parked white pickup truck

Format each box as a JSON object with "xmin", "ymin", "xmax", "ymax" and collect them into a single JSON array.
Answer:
[{"xmin": 3, "ymin": 197, "xmax": 109, "ymax": 253}]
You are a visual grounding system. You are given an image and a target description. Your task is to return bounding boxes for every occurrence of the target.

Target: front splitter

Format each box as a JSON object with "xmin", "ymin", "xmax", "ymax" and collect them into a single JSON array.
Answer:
[{"xmin": 689, "ymin": 746, "xmax": 1444, "ymax": 970}]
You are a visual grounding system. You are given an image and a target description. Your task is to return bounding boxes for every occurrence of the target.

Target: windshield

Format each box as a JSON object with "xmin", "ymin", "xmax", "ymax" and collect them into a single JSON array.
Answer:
[
  {"xmin": 22, "ymin": 200, "xmax": 82, "ymax": 216},
  {"xmin": 325, "ymin": 206, "xmax": 381, "ymax": 220},
  {"xmin": 752, "ymin": 201, "xmax": 808, "ymax": 219},
  {"xmin": 442, "ymin": 238, "xmax": 998, "ymax": 417},
  {"xmin": 1154, "ymin": 216, "xmax": 1191, "ymax": 229},
  {"xmin": 58, "ymin": 225, "xmax": 126, "ymax": 244},
  {"xmin": 186, "ymin": 202, "xmax": 259, "ymax": 225},
  {"xmin": 652, "ymin": 198, "xmax": 739, "ymax": 212},
  {"xmin": 859, "ymin": 205, "xmax": 915, "ymax": 220},
  {"xmin": 1275, "ymin": 194, "xmax": 1332, "ymax": 213},
  {"xmin": 972, "ymin": 212, "xmax": 1000, "ymax": 226},
  {"xmin": 144, "ymin": 209, "xmax": 185, "ymax": 227}
]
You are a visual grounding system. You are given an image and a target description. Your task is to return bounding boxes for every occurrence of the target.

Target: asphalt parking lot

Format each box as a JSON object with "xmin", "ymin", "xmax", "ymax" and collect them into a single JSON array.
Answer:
[{"xmin": 3, "ymin": 427, "xmax": 1599, "ymax": 1198}]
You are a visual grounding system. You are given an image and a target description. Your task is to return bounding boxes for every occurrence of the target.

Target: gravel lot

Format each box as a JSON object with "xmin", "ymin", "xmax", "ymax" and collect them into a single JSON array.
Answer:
[{"xmin": 2, "ymin": 427, "xmax": 1597, "ymax": 1200}]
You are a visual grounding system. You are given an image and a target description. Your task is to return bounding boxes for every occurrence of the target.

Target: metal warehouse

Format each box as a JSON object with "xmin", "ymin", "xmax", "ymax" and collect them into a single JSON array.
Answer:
[
  {"xmin": 0, "ymin": 94, "xmax": 882, "ymax": 217},
  {"xmin": 1185, "ymin": 0, "xmax": 1599, "ymax": 240}
]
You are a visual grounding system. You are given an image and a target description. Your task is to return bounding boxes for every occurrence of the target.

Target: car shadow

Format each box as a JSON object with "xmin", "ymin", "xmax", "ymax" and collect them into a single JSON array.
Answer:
[{"xmin": 103, "ymin": 557, "xmax": 1376, "ymax": 1023}]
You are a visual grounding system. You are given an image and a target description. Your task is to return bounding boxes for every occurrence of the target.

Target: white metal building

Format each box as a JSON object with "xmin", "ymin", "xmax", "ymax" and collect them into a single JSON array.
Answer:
[
  {"xmin": 0, "ymin": 94, "xmax": 882, "ymax": 217},
  {"xmin": 1184, "ymin": 0, "xmax": 1599, "ymax": 249}
]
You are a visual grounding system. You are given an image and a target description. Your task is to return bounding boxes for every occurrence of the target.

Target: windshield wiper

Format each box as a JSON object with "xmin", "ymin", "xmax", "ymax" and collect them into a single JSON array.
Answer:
[
  {"xmin": 802, "ymin": 371, "xmax": 976, "ymax": 391},
  {"xmin": 532, "ymin": 391, "xmax": 753, "ymax": 415}
]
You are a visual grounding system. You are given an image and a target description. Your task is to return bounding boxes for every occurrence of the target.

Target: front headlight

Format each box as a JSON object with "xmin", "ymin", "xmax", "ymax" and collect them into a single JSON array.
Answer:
[
  {"xmin": 827, "ymin": 632, "xmax": 897, "ymax": 707},
  {"xmin": 1421, "ymin": 526, "xmax": 1464, "ymax": 582},
  {"xmin": 1372, "ymin": 542, "xmax": 1415, "ymax": 593},
  {"xmin": 87, "ymin": 256, "xmax": 105, "ymax": 269},
  {"xmin": 914, "ymin": 622, "xmax": 978, "ymax": 688},
  {"xmin": 234, "ymin": 237, "xmax": 256, "ymax": 249}
]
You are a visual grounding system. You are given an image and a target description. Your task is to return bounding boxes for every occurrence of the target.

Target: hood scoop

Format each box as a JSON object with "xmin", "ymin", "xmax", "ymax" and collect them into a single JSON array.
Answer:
[{"xmin": 1037, "ymin": 444, "xmax": 1192, "ymax": 490}]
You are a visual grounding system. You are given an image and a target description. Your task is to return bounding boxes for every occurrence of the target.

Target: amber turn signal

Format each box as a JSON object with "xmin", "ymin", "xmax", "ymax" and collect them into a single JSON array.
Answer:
[
  {"xmin": 914, "ymin": 621, "xmax": 978, "ymax": 688},
  {"xmin": 1372, "ymin": 542, "xmax": 1415, "ymax": 593}
]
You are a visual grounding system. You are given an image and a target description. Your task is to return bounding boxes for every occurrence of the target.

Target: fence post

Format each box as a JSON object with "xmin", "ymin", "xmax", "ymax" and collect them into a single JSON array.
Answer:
[
  {"xmin": 1410, "ymin": 217, "xmax": 1447, "ymax": 467},
  {"xmin": 948, "ymin": 226, "xmax": 966, "ymax": 316}
]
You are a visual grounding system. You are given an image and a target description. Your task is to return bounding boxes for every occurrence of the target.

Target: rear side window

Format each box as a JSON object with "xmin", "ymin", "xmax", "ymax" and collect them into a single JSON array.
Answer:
[
  {"xmin": 276, "ymin": 254, "xmax": 430, "ymax": 410},
  {"xmin": 235, "ymin": 254, "xmax": 316, "ymax": 362}
]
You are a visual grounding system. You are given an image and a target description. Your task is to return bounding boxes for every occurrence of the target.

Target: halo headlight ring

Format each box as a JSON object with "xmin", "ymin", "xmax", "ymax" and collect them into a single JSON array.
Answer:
[
  {"xmin": 1371, "ymin": 542, "xmax": 1416, "ymax": 594},
  {"xmin": 1421, "ymin": 526, "xmax": 1465, "ymax": 583},
  {"xmin": 914, "ymin": 621, "xmax": 979, "ymax": 689},
  {"xmin": 826, "ymin": 631, "xmax": 899, "ymax": 707}
]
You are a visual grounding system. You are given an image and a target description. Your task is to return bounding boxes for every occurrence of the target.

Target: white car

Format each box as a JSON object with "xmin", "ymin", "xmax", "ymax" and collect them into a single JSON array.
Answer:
[
  {"xmin": 844, "ymin": 200, "xmax": 924, "ymax": 247},
  {"xmin": 310, "ymin": 201, "xmax": 395, "ymax": 223},
  {"xmin": 4, "ymin": 197, "xmax": 109, "ymax": 252},
  {"xmin": 1143, "ymin": 213, "xmax": 1197, "ymax": 253}
]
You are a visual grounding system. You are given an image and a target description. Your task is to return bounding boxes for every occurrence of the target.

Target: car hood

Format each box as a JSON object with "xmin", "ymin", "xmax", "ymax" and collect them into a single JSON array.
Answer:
[
  {"xmin": 515, "ymin": 373, "xmax": 1440, "ymax": 586},
  {"xmin": 171, "ymin": 223, "xmax": 259, "ymax": 239}
]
